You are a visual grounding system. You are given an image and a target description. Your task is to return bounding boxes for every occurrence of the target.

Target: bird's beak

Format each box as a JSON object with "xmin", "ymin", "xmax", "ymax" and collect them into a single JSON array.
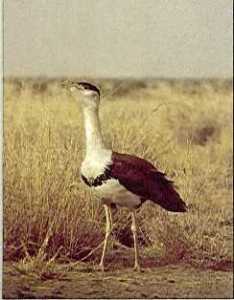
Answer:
[
  {"xmin": 61, "ymin": 79, "xmax": 70, "ymax": 89},
  {"xmin": 61, "ymin": 80, "xmax": 84, "ymax": 95}
]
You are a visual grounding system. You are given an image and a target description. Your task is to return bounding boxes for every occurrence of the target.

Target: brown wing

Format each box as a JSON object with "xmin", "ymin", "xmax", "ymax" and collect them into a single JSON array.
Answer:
[{"xmin": 109, "ymin": 152, "xmax": 187, "ymax": 212}]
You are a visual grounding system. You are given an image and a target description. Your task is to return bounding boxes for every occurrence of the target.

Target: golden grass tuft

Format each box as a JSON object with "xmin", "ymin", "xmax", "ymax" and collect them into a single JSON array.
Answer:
[{"xmin": 4, "ymin": 78, "xmax": 233, "ymax": 269}]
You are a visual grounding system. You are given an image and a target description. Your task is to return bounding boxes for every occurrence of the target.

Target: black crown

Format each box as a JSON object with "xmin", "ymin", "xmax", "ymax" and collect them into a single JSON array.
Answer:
[{"xmin": 78, "ymin": 82, "xmax": 100, "ymax": 96}]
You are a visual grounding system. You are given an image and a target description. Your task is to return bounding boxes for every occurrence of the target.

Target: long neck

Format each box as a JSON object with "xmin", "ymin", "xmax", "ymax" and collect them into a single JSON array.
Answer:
[{"xmin": 83, "ymin": 106, "xmax": 105, "ymax": 156}]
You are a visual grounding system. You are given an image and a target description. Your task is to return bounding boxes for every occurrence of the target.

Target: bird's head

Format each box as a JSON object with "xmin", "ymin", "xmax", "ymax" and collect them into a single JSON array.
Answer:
[{"xmin": 62, "ymin": 80, "xmax": 100, "ymax": 109}]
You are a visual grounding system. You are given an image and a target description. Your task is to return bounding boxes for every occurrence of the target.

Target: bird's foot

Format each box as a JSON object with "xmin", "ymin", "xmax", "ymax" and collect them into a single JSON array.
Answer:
[
  {"xmin": 133, "ymin": 263, "xmax": 142, "ymax": 272},
  {"xmin": 95, "ymin": 262, "xmax": 105, "ymax": 272}
]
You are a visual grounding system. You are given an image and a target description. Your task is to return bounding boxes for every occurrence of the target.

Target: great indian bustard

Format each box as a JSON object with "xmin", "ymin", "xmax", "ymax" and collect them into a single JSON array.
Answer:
[{"xmin": 63, "ymin": 80, "xmax": 187, "ymax": 271}]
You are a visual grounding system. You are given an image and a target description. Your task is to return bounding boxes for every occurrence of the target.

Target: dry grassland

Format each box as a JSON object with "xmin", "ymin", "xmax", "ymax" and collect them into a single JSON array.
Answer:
[{"xmin": 3, "ymin": 78, "xmax": 233, "ymax": 276}]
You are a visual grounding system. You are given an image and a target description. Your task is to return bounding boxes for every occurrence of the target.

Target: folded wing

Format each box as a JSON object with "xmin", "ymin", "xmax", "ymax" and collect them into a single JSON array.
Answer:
[{"xmin": 108, "ymin": 152, "xmax": 187, "ymax": 212}]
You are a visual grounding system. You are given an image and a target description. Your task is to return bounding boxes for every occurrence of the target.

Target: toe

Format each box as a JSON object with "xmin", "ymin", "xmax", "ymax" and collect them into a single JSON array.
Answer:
[{"xmin": 133, "ymin": 264, "xmax": 142, "ymax": 272}]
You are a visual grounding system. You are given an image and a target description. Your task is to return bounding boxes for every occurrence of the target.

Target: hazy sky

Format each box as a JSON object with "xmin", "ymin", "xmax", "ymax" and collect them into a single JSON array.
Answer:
[{"xmin": 4, "ymin": 0, "xmax": 233, "ymax": 78}]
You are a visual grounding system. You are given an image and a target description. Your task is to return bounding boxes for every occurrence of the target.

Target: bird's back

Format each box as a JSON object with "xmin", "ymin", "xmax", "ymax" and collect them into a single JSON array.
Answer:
[{"xmin": 109, "ymin": 152, "xmax": 187, "ymax": 212}]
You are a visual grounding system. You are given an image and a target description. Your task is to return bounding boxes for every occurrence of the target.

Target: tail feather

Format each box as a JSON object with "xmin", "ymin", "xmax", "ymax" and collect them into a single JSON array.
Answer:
[{"xmin": 150, "ymin": 171, "xmax": 187, "ymax": 212}]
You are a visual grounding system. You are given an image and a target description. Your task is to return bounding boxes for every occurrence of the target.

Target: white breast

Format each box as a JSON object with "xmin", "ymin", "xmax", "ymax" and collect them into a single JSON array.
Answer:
[{"xmin": 81, "ymin": 149, "xmax": 112, "ymax": 180}]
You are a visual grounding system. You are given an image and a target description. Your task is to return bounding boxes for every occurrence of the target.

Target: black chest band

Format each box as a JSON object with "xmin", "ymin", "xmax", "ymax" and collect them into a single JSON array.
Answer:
[{"xmin": 81, "ymin": 169, "xmax": 112, "ymax": 187}]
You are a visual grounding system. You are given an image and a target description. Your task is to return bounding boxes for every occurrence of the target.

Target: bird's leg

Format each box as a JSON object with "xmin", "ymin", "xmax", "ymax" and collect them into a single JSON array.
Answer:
[
  {"xmin": 109, "ymin": 207, "xmax": 113, "ymax": 230},
  {"xmin": 108, "ymin": 207, "xmax": 115, "ymax": 249},
  {"xmin": 131, "ymin": 211, "xmax": 141, "ymax": 271},
  {"xmin": 99, "ymin": 205, "xmax": 112, "ymax": 271}
]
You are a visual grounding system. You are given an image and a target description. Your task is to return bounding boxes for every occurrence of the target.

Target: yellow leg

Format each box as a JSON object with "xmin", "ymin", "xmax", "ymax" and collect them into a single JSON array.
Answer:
[
  {"xmin": 131, "ymin": 211, "xmax": 141, "ymax": 271},
  {"xmin": 99, "ymin": 205, "xmax": 112, "ymax": 271},
  {"xmin": 109, "ymin": 207, "xmax": 113, "ymax": 230}
]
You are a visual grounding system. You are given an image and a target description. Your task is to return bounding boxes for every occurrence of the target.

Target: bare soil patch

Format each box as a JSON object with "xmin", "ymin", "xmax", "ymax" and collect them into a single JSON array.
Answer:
[{"xmin": 3, "ymin": 262, "xmax": 233, "ymax": 299}]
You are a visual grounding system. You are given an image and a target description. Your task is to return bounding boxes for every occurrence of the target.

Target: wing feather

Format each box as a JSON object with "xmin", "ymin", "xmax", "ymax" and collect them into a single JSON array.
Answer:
[{"xmin": 109, "ymin": 152, "xmax": 187, "ymax": 212}]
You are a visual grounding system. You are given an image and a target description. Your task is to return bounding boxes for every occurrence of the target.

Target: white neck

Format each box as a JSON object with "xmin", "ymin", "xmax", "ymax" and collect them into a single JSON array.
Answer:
[{"xmin": 83, "ymin": 106, "xmax": 106, "ymax": 156}]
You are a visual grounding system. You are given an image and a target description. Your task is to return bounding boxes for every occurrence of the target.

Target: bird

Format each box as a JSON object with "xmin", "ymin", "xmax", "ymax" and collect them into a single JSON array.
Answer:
[{"xmin": 63, "ymin": 80, "xmax": 187, "ymax": 272}]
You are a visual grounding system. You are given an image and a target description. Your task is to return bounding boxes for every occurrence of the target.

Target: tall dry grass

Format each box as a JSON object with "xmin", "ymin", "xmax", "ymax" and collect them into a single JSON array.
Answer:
[{"xmin": 3, "ymin": 78, "xmax": 233, "ymax": 269}]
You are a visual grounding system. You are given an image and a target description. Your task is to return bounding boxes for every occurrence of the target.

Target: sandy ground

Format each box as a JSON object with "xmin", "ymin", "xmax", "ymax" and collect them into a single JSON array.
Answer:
[{"xmin": 3, "ymin": 262, "xmax": 233, "ymax": 299}]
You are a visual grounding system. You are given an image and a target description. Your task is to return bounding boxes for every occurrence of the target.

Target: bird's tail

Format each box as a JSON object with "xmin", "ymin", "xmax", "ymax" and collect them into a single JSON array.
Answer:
[{"xmin": 150, "ymin": 171, "xmax": 187, "ymax": 212}]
